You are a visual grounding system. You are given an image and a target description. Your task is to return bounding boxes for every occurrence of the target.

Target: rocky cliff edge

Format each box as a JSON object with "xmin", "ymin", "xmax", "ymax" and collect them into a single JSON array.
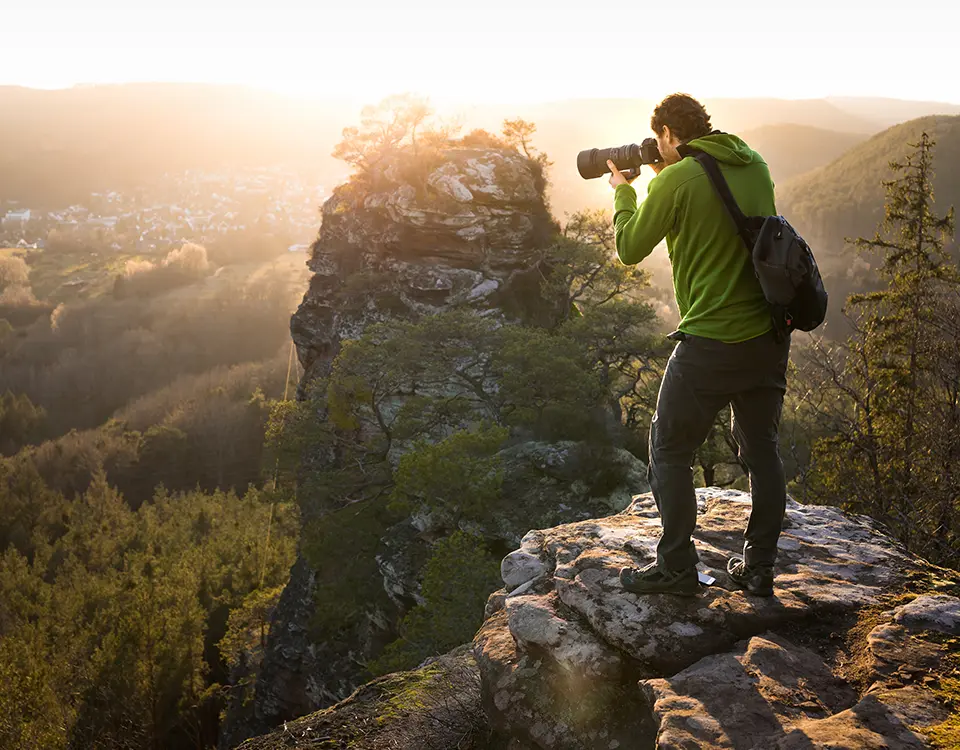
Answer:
[{"xmin": 240, "ymin": 488, "xmax": 960, "ymax": 749}]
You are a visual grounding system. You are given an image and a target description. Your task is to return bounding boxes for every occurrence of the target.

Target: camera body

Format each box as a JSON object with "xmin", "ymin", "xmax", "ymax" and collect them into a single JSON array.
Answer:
[{"xmin": 577, "ymin": 138, "xmax": 663, "ymax": 180}]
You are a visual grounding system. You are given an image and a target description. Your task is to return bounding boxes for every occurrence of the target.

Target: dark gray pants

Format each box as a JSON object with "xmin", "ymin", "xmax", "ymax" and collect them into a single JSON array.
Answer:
[{"xmin": 649, "ymin": 330, "xmax": 790, "ymax": 570}]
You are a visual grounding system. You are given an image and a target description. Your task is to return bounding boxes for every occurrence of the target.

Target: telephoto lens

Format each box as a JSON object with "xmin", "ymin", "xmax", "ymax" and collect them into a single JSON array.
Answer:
[{"xmin": 576, "ymin": 138, "xmax": 663, "ymax": 180}]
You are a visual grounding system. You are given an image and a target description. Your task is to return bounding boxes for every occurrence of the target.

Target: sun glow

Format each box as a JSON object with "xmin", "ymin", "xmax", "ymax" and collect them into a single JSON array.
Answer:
[{"xmin": 5, "ymin": 0, "xmax": 960, "ymax": 105}]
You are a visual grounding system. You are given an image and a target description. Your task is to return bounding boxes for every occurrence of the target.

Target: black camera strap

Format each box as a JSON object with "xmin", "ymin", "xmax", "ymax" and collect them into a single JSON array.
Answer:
[{"xmin": 677, "ymin": 144, "xmax": 755, "ymax": 253}]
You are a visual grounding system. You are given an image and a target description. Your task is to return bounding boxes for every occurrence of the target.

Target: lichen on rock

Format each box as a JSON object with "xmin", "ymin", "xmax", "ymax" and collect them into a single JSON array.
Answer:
[
  {"xmin": 234, "ymin": 647, "xmax": 491, "ymax": 750},
  {"xmin": 475, "ymin": 488, "xmax": 960, "ymax": 749}
]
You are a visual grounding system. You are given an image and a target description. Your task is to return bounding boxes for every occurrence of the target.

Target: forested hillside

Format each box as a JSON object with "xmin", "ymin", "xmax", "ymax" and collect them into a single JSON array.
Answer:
[
  {"xmin": 0, "ymin": 233, "xmax": 307, "ymax": 748},
  {"xmin": 777, "ymin": 114, "xmax": 960, "ymax": 332},
  {"xmin": 739, "ymin": 124, "xmax": 868, "ymax": 184},
  {"xmin": 780, "ymin": 115, "xmax": 960, "ymax": 250}
]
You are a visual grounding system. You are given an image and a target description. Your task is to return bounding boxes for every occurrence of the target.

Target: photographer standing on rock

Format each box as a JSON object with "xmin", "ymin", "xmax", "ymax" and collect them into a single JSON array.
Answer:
[{"xmin": 609, "ymin": 94, "xmax": 789, "ymax": 597}]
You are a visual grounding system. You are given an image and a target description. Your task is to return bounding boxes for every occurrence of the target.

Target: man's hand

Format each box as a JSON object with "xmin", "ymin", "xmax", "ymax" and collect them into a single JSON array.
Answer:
[{"xmin": 607, "ymin": 160, "xmax": 638, "ymax": 189}]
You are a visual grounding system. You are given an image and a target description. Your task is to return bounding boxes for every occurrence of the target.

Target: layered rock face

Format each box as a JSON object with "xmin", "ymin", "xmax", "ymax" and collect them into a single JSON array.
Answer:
[
  {"xmin": 289, "ymin": 146, "xmax": 559, "ymax": 396},
  {"xmin": 221, "ymin": 146, "xmax": 647, "ymax": 748},
  {"xmin": 477, "ymin": 488, "xmax": 960, "ymax": 749}
]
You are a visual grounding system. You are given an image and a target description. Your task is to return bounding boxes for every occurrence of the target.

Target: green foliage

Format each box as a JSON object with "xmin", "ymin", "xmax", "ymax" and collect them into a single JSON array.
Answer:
[
  {"xmin": 0, "ymin": 458, "xmax": 70, "ymax": 558},
  {"xmin": 302, "ymin": 498, "xmax": 396, "ymax": 641},
  {"xmin": 0, "ymin": 471, "xmax": 297, "ymax": 749},
  {"xmin": 390, "ymin": 424, "xmax": 508, "ymax": 522},
  {"xmin": 493, "ymin": 326, "xmax": 608, "ymax": 440},
  {"xmin": 370, "ymin": 532, "xmax": 501, "ymax": 675},
  {"xmin": 267, "ymin": 379, "xmax": 394, "ymax": 518},
  {"xmin": 0, "ymin": 629, "xmax": 66, "ymax": 750},
  {"xmin": 801, "ymin": 133, "xmax": 960, "ymax": 567},
  {"xmin": 311, "ymin": 306, "xmax": 630, "ymax": 467},
  {"xmin": 0, "ymin": 390, "xmax": 46, "ymax": 456},
  {"xmin": 551, "ymin": 210, "xmax": 651, "ymax": 312},
  {"xmin": 926, "ymin": 675, "xmax": 960, "ymax": 749},
  {"xmin": 217, "ymin": 584, "xmax": 285, "ymax": 670}
]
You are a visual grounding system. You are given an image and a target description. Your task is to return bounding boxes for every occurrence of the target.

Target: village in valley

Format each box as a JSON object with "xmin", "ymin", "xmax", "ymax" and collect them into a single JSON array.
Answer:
[
  {"xmin": 0, "ymin": 167, "xmax": 325, "ymax": 255},
  {"xmin": 0, "ymin": 167, "xmax": 328, "ymax": 302}
]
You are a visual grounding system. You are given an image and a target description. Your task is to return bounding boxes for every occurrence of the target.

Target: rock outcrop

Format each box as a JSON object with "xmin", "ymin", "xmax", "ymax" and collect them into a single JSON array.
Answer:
[
  {"xmin": 236, "ymin": 647, "xmax": 492, "ymax": 750},
  {"xmin": 475, "ymin": 488, "xmax": 960, "ymax": 749},
  {"xmin": 221, "ymin": 144, "xmax": 645, "ymax": 747},
  {"xmin": 236, "ymin": 487, "xmax": 960, "ymax": 749},
  {"xmin": 289, "ymin": 146, "xmax": 559, "ymax": 397}
]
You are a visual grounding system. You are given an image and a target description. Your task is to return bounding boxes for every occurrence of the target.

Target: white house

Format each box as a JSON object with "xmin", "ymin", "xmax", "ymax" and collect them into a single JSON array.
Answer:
[
  {"xmin": 2, "ymin": 209, "xmax": 31, "ymax": 225},
  {"xmin": 87, "ymin": 216, "xmax": 118, "ymax": 228}
]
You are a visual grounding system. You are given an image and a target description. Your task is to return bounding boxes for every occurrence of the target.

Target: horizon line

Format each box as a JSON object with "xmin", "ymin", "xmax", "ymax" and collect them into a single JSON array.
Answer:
[{"xmin": 3, "ymin": 81, "xmax": 960, "ymax": 109}]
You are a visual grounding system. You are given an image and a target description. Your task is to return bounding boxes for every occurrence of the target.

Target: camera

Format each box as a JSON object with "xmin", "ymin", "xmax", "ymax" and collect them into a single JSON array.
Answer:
[{"xmin": 577, "ymin": 138, "xmax": 663, "ymax": 180}]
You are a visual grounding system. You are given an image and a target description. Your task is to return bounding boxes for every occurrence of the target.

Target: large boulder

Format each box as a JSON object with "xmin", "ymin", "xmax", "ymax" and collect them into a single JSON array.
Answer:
[
  {"xmin": 235, "ymin": 647, "xmax": 493, "ymax": 750},
  {"xmin": 475, "ymin": 488, "xmax": 960, "ymax": 749}
]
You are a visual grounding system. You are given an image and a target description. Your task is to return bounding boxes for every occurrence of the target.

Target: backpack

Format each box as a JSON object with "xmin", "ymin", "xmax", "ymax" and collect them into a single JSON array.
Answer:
[{"xmin": 679, "ymin": 145, "xmax": 828, "ymax": 341}]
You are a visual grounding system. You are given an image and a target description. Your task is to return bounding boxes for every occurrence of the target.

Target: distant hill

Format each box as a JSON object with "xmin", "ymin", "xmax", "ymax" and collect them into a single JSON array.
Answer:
[
  {"xmin": 0, "ymin": 84, "xmax": 359, "ymax": 208},
  {"xmin": 778, "ymin": 114, "xmax": 960, "ymax": 332},
  {"xmin": 5, "ymin": 85, "xmax": 960, "ymax": 219},
  {"xmin": 449, "ymin": 96, "xmax": 887, "ymax": 217},
  {"xmin": 779, "ymin": 114, "xmax": 960, "ymax": 252},
  {"xmin": 825, "ymin": 97, "xmax": 960, "ymax": 129},
  {"xmin": 739, "ymin": 124, "xmax": 869, "ymax": 184},
  {"xmin": 704, "ymin": 98, "xmax": 877, "ymax": 134}
]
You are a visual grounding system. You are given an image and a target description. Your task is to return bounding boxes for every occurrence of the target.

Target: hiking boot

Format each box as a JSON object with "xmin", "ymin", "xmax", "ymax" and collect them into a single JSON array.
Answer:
[
  {"xmin": 727, "ymin": 556, "xmax": 775, "ymax": 597},
  {"xmin": 619, "ymin": 562, "xmax": 700, "ymax": 597}
]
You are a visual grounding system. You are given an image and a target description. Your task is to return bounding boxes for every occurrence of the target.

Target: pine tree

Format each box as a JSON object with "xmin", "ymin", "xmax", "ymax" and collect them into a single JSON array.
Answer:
[{"xmin": 806, "ymin": 133, "xmax": 959, "ymax": 563}]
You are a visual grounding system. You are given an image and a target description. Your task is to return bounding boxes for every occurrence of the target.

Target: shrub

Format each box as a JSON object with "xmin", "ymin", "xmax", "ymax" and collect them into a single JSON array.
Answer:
[
  {"xmin": 162, "ymin": 242, "xmax": 209, "ymax": 275},
  {"xmin": 370, "ymin": 532, "xmax": 501, "ymax": 675},
  {"xmin": 0, "ymin": 256, "xmax": 30, "ymax": 289}
]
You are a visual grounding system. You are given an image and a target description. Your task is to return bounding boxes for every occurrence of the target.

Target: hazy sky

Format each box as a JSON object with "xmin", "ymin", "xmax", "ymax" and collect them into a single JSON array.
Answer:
[{"xmin": 6, "ymin": 0, "xmax": 960, "ymax": 104}]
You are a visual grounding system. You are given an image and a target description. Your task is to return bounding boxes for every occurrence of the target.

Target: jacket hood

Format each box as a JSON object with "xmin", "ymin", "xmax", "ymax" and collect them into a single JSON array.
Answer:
[{"xmin": 685, "ymin": 132, "xmax": 761, "ymax": 166}]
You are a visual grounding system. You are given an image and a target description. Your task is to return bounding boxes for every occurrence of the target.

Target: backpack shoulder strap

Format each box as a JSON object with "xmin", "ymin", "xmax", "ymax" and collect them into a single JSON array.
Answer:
[{"xmin": 677, "ymin": 144, "xmax": 754, "ymax": 252}]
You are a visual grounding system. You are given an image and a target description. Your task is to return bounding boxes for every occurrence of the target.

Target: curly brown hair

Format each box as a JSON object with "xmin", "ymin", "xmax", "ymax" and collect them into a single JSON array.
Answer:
[{"xmin": 650, "ymin": 94, "xmax": 712, "ymax": 143}]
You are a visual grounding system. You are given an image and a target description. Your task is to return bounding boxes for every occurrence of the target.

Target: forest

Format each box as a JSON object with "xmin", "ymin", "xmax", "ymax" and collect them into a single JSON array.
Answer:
[
  {"xmin": 1, "ymin": 94, "xmax": 959, "ymax": 749},
  {"xmin": 0, "ymin": 232, "xmax": 305, "ymax": 747}
]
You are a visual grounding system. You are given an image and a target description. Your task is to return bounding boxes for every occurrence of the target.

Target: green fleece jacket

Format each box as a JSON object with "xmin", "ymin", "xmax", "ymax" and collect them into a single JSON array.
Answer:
[{"xmin": 613, "ymin": 133, "xmax": 774, "ymax": 343}]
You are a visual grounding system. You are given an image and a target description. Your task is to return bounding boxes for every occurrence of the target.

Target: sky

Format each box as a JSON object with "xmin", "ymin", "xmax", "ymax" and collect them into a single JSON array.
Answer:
[{"xmin": 5, "ymin": 0, "xmax": 960, "ymax": 105}]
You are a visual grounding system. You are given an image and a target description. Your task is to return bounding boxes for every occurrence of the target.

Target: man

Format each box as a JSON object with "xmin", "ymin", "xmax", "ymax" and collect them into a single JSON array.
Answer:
[{"xmin": 610, "ymin": 93, "xmax": 790, "ymax": 597}]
